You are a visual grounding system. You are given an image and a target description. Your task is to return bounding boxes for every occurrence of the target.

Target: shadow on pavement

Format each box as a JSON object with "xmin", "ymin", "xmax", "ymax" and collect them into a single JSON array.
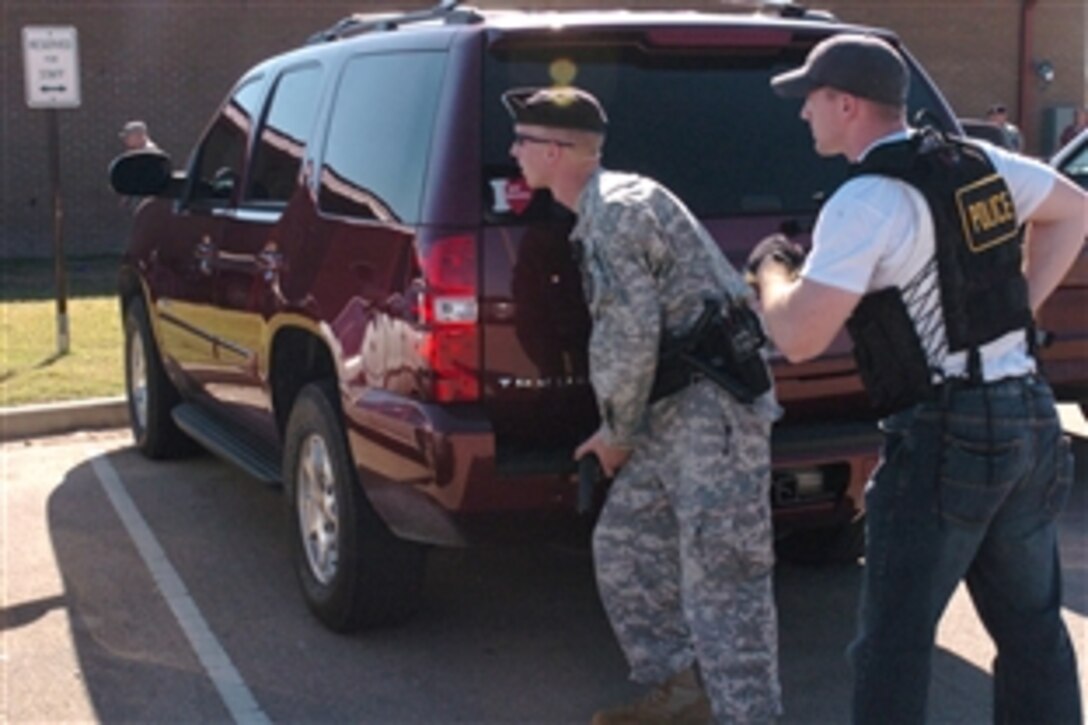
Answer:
[
  {"xmin": 41, "ymin": 434, "xmax": 1086, "ymax": 722},
  {"xmin": 0, "ymin": 256, "xmax": 120, "ymax": 302},
  {"xmin": 0, "ymin": 594, "xmax": 67, "ymax": 631},
  {"xmin": 47, "ymin": 453, "xmax": 240, "ymax": 721}
]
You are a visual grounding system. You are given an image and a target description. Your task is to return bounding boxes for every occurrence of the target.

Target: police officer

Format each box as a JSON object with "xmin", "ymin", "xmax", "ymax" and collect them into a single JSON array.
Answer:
[
  {"xmin": 751, "ymin": 33, "xmax": 1086, "ymax": 724},
  {"xmin": 504, "ymin": 86, "xmax": 782, "ymax": 723}
]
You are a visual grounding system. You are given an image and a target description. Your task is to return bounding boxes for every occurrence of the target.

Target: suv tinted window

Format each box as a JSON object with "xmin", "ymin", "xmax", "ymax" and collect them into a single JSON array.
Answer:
[
  {"xmin": 247, "ymin": 64, "xmax": 324, "ymax": 204},
  {"xmin": 319, "ymin": 52, "xmax": 446, "ymax": 223},
  {"xmin": 190, "ymin": 77, "xmax": 264, "ymax": 205},
  {"xmin": 483, "ymin": 41, "xmax": 946, "ymax": 221}
]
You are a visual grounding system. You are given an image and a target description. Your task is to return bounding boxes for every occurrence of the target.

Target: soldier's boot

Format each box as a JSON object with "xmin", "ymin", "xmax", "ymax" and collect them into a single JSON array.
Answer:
[{"xmin": 590, "ymin": 667, "xmax": 712, "ymax": 725}]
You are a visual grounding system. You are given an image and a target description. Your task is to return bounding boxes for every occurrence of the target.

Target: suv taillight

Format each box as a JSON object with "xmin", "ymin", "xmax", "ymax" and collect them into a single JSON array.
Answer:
[{"xmin": 417, "ymin": 234, "xmax": 480, "ymax": 403}]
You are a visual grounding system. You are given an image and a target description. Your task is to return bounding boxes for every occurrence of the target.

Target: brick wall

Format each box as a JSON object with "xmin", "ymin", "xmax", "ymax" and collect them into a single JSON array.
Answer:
[
  {"xmin": 822, "ymin": 0, "xmax": 1086, "ymax": 153},
  {"xmin": 3, "ymin": 1, "xmax": 390, "ymax": 260},
  {"xmin": 2, "ymin": 0, "xmax": 1084, "ymax": 259}
]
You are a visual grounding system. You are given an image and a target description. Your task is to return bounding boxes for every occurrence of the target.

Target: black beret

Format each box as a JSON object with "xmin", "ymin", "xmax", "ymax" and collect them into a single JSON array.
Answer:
[{"xmin": 502, "ymin": 86, "xmax": 608, "ymax": 134}]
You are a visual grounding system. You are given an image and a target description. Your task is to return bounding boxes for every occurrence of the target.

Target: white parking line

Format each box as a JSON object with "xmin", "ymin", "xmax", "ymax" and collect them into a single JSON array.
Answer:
[{"xmin": 88, "ymin": 450, "xmax": 270, "ymax": 724}]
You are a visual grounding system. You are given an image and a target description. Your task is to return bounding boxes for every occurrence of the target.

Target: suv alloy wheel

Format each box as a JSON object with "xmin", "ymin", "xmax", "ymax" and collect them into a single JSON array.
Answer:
[
  {"xmin": 284, "ymin": 381, "xmax": 428, "ymax": 632},
  {"xmin": 123, "ymin": 298, "xmax": 194, "ymax": 459}
]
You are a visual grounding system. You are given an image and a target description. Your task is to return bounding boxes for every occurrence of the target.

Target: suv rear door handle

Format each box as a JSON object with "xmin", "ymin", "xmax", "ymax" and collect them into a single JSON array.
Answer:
[
  {"xmin": 195, "ymin": 236, "xmax": 217, "ymax": 276},
  {"xmin": 257, "ymin": 247, "xmax": 284, "ymax": 282}
]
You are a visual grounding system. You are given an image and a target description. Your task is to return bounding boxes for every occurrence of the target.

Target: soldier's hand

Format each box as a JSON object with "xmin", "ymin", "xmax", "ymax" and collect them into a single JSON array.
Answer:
[
  {"xmin": 746, "ymin": 233, "xmax": 806, "ymax": 279},
  {"xmin": 574, "ymin": 429, "xmax": 632, "ymax": 479}
]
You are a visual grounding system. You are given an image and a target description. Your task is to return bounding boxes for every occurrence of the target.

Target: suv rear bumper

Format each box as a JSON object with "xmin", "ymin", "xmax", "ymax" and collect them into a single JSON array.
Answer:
[
  {"xmin": 342, "ymin": 389, "xmax": 574, "ymax": 546},
  {"xmin": 769, "ymin": 422, "xmax": 880, "ymax": 535},
  {"xmin": 343, "ymin": 388, "xmax": 881, "ymax": 546}
]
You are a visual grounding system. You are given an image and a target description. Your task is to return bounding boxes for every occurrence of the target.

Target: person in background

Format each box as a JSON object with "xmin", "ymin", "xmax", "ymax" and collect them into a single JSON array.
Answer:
[
  {"xmin": 984, "ymin": 103, "xmax": 1023, "ymax": 151},
  {"xmin": 117, "ymin": 121, "xmax": 159, "ymax": 211},
  {"xmin": 752, "ymin": 33, "xmax": 1085, "ymax": 724},
  {"xmin": 118, "ymin": 120, "xmax": 157, "ymax": 152},
  {"xmin": 504, "ymin": 85, "xmax": 782, "ymax": 724}
]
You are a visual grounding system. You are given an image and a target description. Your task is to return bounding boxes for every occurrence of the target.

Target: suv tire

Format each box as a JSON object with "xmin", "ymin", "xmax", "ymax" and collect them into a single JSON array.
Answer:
[
  {"xmin": 124, "ymin": 298, "xmax": 195, "ymax": 459},
  {"xmin": 284, "ymin": 381, "xmax": 427, "ymax": 632}
]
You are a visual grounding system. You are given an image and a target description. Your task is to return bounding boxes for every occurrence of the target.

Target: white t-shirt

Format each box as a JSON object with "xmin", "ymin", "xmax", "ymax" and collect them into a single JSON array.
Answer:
[{"xmin": 801, "ymin": 130, "xmax": 1057, "ymax": 381}]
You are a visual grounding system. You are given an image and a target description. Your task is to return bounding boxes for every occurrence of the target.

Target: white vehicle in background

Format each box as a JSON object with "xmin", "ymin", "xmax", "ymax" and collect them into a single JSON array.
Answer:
[{"xmin": 1050, "ymin": 127, "xmax": 1088, "ymax": 189}]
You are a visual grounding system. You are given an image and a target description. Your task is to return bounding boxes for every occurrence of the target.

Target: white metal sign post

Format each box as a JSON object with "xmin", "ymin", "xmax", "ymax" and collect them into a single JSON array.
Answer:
[{"xmin": 23, "ymin": 25, "xmax": 81, "ymax": 356}]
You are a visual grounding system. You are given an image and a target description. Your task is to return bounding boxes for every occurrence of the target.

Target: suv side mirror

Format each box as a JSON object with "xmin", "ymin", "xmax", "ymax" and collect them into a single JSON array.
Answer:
[{"xmin": 109, "ymin": 150, "xmax": 184, "ymax": 198}]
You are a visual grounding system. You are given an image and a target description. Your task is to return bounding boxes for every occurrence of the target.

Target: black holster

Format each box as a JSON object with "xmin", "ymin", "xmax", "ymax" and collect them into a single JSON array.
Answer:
[{"xmin": 650, "ymin": 299, "xmax": 772, "ymax": 405}]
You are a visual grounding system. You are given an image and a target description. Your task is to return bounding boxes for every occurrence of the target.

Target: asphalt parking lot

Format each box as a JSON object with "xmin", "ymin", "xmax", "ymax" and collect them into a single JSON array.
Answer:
[{"xmin": 2, "ymin": 409, "xmax": 1086, "ymax": 723}]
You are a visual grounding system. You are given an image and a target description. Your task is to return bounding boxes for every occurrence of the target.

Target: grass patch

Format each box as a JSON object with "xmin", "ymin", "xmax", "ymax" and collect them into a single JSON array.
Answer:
[{"xmin": 1, "ymin": 256, "xmax": 124, "ymax": 407}]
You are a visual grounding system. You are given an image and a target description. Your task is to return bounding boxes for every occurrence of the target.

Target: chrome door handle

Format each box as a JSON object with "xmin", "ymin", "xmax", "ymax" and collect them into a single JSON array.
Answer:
[
  {"xmin": 256, "ymin": 248, "xmax": 283, "ymax": 282},
  {"xmin": 195, "ymin": 237, "xmax": 216, "ymax": 276}
]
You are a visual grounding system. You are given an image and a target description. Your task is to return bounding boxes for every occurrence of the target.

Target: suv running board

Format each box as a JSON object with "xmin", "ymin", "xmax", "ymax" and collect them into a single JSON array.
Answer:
[{"xmin": 172, "ymin": 403, "xmax": 281, "ymax": 485}]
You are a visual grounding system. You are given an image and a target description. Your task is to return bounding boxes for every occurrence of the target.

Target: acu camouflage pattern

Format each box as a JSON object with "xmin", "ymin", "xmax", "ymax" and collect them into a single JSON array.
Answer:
[
  {"xmin": 573, "ymin": 170, "xmax": 782, "ymax": 722},
  {"xmin": 571, "ymin": 170, "xmax": 770, "ymax": 447}
]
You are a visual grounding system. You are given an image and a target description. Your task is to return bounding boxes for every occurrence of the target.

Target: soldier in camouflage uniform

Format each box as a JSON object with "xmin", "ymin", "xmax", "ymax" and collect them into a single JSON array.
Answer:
[{"xmin": 504, "ymin": 86, "xmax": 782, "ymax": 724}]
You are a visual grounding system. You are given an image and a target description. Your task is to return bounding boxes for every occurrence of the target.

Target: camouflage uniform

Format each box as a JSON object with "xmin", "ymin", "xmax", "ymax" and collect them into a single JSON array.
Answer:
[{"xmin": 572, "ymin": 169, "xmax": 782, "ymax": 723}]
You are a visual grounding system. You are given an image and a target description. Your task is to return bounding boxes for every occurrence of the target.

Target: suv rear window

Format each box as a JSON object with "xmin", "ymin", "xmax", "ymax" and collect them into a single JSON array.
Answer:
[
  {"xmin": 319, "ymin": 51, "xmax": 447, "ymax": 224},
  {"xmin": 483, "ymin": 38, "xmax": 945, "ymax": 221}
]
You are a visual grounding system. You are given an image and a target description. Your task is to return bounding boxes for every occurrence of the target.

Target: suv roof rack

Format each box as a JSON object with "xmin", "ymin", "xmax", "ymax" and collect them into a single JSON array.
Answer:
[
  {"xmin": 307, "ymin": 0, "xmax": 483, "ymax": 44},
  {"xmin": 720, "ymin": 0, "xmax": 837, "ymax": 21},
  {"xmin": 769, "ymin": 1, "xmax": 837, "ymax": 21}
]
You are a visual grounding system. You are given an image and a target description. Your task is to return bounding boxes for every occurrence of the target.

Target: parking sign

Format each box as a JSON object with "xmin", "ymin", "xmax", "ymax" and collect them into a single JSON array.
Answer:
[{"xmin": 23, "ymin": 25, "xmax": 81, "ymax": 109}]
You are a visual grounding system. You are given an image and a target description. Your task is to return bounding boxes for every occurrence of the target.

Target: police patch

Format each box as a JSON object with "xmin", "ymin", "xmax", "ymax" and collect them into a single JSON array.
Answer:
[{"xmin": 955, "ymin": 173, "xmax": 1018, "ymax": 253}]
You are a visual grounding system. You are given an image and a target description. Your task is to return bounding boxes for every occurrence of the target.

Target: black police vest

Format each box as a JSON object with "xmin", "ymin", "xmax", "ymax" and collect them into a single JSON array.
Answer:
[{"xmin": 844, "ymin": 132, "xmax": 1033, "ymax": 414}]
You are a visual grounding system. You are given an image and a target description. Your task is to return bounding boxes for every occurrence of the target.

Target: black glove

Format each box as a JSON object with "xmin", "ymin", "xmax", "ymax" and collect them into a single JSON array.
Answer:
[{"xmin": 745, "ymin": 233, "xmax": 806, "ymax": 277}]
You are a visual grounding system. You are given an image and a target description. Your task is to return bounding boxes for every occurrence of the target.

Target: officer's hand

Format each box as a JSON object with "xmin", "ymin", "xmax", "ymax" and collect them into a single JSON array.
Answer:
[{"xmin": 745, "ymin": 233, "xmax": 806, "ymax": 279}]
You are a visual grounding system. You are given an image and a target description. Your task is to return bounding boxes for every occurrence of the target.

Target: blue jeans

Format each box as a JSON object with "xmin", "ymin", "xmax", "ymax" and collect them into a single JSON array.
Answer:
[{"xmin": 850, "ymin": 375, "xmax": 1082, "ymax": 724}]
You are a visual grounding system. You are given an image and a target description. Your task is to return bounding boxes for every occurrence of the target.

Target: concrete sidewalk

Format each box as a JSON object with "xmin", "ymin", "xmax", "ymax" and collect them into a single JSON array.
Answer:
[{"xmin": 0, "ymin": 396, "xmax": 128, "ymax": 442}]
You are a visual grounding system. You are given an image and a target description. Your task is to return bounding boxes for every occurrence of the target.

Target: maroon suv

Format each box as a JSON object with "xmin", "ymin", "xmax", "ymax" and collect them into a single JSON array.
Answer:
[{"xmin": 110, "ymin": 2, "xmax": 1088, "ymax": 632}]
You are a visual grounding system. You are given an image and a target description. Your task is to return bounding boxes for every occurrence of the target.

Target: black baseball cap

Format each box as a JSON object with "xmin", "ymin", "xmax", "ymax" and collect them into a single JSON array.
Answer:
[
  {"xmin": 771, "ymin": 33, "xmax": 909, "ymax": 107},
  {"xmin": 502, "ymin": 86, "xmax": 608, "ymax": 134}
]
